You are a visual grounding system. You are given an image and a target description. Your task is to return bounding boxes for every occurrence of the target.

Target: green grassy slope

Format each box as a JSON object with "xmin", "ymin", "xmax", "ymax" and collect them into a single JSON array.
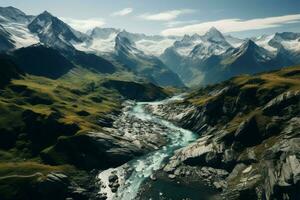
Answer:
[{"xmin": 0, "ymin": 62, "xmax": 170, "ymax": 199}]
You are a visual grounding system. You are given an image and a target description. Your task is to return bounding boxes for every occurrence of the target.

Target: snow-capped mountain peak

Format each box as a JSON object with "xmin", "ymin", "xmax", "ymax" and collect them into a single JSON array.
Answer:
[
  {"xmin": 116, "ymin": 31, "xmax": 133, "ymax": 46},
  {"xmin": 241, "ymin": 39, "xmax": 257, "ymax": 49},
  {"xmin": 252, "ymin": 34, "xmax": 277, "ymax": 53},
  {"xmin": 204, "ymin": 27, "xmax": 224, "ymax": 40},
  {"xmin": 41, "ymin": 10, "xmax": 52, "ymax": 16},
  {"xmin": 1, "ymin": 6, "xmax": 299, "ymax": 87},
  {"xmin": 29, "ymin": 11, "xmax": 62, "ymax": 33},
  {"xmin": 90, "ymin": 27, "xmax": 120, "ymax": 39},
  {"xmin": 0, "ymin": 6, "xmax": 33, "ymax": 24},
  {"xmin": 28, "ymin": 11, "xmax": 87, "ymax": 49},
  {"xmin": 0, "ymin": 7, "xmax": 39, "ymax": 49},
  {"xmin": 203, "ymin": 27, "xmax": 231, "ymax": 48},
  {"xmin": 253, "ymin": 32, "xmax": 300, "ymax": 55},
  {"xmin": 231, "ymin": 39, "xmax": 273, "ymax": 62},
  {"xmin": 269, "ymin": 32, "xmax": 300, "ymax": 52},
  {"xmin": 115, "ymin": 31, "xmax": 142, "ymax": 56},
  {"xmin": 171, "ymin": 34, "xmax": 203, "ymax": 56},
  {"xmin": 166, "ymin": 27, "xmax": 233, "ymax": 58},
  {"xmin": 180, "ymin": 34, "xmax": 201, "ymax": 43}
]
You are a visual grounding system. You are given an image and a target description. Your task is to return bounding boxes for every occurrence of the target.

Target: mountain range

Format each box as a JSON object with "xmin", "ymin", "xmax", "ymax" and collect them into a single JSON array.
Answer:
[
  {"xmin": 0, "ymin": 6, "xmax": 300, "ymax": 87},
  {"xmin": 0, "ymin": 6, "xmax": 300, "ymax": 200},
  {"xmin": 161, "ymin": 28, "xmax": 299, "ymax": 86}
]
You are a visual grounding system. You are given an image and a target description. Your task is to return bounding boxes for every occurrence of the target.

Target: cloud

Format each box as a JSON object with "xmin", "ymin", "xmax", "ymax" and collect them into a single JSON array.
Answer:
[
  {"xmin": 60, "ymin": 17, "xmax": 105, "ymax": 33},
  {"xmin": 165, "ymin": 20, "xmax": 199, "ymax": 28},
  {"xmin": 161, "ymin": 14, "xmax": 300, "ymax": 36},
  {"xmin": 140, "ymin": 9, "xmax": 194, "ymax": 21},
  {"xmin": 112, "ymin": 8, "xmax": 133, "ymax": 16}
]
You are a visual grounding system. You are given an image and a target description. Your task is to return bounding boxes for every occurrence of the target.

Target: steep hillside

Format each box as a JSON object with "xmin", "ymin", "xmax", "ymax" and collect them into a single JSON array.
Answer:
[
  {"xmin": 102, "ymin": 80, "xmax": 168, "ymax": 101},
  {"xmin": 28, "ymin": 11, "xmax": 86, "ymax": 50},
  {"xmin": 66, "ymin": 50, "xmax": 117, "ymax": 74},
  {"xmin": 10, "ymin": 45, "xmax": 75, "ymax": 79},
  {"xmin": 146, "ymin": 65, "xmax": 300, "ymax": 200},
  {"xmin": 0, "ymin": 54, "xmax": 23, "ymax": 87},
  {"xmin": 0, "ymin": 63, "xmax": 170, "ymax": 199}
]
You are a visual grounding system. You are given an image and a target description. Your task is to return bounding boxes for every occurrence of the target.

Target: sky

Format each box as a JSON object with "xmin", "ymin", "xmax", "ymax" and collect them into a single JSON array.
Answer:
[{"xmin": 1, "ymin": 0, "xmax": 300, "ymax": 38}]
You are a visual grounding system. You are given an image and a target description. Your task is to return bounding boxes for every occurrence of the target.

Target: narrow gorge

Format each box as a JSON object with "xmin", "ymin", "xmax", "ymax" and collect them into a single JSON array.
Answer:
[{"xmin": 96, "ymin": 66, "xmax": 300, "ymax": 200}]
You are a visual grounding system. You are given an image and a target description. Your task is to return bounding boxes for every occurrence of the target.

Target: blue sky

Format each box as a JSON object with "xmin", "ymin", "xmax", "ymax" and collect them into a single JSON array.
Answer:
[{"xmin": 1, "ymin": 0, "xmax": 300, "ymax": 37}]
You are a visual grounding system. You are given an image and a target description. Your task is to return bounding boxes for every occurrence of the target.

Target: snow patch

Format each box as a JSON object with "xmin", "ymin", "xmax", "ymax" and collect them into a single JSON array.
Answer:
[
  {"xmin": 135, "ymin": 38, "xmax": 176, "ymax": 56},
  {"xmin": 2, "ymin": 23, "xmax": 39, "ymax": 48},
  {"xmin": 254, "ymin": 34, "xmax": 277, "ymax": 52},
  {"xmin": 281, "ymin": 39, "xmax": 300, "ymax": 52}
]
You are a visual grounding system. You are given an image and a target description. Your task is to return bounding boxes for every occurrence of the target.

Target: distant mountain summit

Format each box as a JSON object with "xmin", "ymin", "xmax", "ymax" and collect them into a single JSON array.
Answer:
[
  {"xmin": 0, "ymin": 6, "xmax": 33, "ymax": 23},
  {"xmin": 90, "ymin": 27, "xmax": 120, "ymax": 39},
  {"xmin": 219, "ymin": 39, "xmax": 275, "ymax": 75},
  {"xmin": 28, "ymin": 11, "xmax": 85, "ymax": 50},
  {"xmin": 161, "ymin": 27, "xmax": 300, "ymax": 86},
  {"xmin": 226, "ymin": 39, "xmax": 273, "ymax": 66},
  {"xmin": 203, "ymin": 27, "xmax": 228, "ymax": 43},
  {"xmin": 0, "ymin": 6, "xmax": 299, "ymax": 87},
  {"xmin": 114, "ymin": 31, "xmax": 185, "ymax": 87}
]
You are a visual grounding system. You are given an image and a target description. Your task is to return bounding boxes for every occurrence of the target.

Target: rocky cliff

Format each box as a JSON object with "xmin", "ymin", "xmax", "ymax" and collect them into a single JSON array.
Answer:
[{"xmin": 146, "ymin": 65, "xmax": 300, "ymax": 200}]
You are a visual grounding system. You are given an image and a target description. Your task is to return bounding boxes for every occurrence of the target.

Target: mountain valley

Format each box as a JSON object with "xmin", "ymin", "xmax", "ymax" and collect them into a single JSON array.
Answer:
[{"xmin": 0, "ymin": 5, "xmax": 299, "ymax": 200}]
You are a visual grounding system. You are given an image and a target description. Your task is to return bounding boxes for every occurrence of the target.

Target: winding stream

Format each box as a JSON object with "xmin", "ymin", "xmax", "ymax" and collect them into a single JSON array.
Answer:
[{"xmin": 98, "ymin": 96, "xmax": 199, "ymax": 200}]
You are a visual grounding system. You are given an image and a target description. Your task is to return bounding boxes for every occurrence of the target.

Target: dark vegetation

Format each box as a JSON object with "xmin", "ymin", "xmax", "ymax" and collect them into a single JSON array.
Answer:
[
  {"xmin": 11, "ymin": 45, "xmax": 75, "ymax": 79},
  {"xmin": 102, "ymin": 80, "xmax": 168, "ymax": 101},
  {"xmin": 0, "ymin": 54, "xmax": 169, "ymax": 200},
  {"xmin": 0, "ymin": 54, "xmax": 23, "ymax": 87}
]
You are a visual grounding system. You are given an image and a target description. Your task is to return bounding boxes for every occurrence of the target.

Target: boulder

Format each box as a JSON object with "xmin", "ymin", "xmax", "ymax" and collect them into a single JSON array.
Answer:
[
  {"xmin": 108, "ymin": 174, "xmax": 118, "ymax": 183},
  {"xmin": 150, "ymin": 174, "xmax": 157, "ymax": 181},
  {"xmin": 168, "ymin": 174, "xmax": 176, "ymax": 179}
]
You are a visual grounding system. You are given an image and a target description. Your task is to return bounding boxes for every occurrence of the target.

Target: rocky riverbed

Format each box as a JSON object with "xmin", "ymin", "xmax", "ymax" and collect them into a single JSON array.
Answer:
[
  {"xmin": 144, "ymin": 86, "xmax": 300, "ymax": 200},
  {"xmin": 101, "ymin": 101, "xmax": 170, "ymax": 151},
  {"xmin": 96, "ymin": 97, "xmax": 209, "ymax": 200},
  {"xmin": 93, "ymin": 85, "xmax": 300, "ymax": 200}
]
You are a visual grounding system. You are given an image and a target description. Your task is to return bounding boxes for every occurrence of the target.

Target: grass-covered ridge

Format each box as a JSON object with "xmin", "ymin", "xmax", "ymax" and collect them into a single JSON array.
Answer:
[
  {"xmin": 181, "ymin": 65, "xmax": 300, "ymax": 144},
  {"xmin": 151, "ymin": 65, "xmax": 300, "ymax": 200},
  {"xmin": 187, "ymin": 65, "xmax": 300, "ymax": 106},
  {"xmin": 0, "ymin": 62, "xmax": 170, "ymax": 199},
  {"xmin": 0, "ymin": 68, "xmax": 121, "ymax": 137}
]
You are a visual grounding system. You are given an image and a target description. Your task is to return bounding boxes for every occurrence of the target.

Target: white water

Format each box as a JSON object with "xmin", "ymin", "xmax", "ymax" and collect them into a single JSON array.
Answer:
[{"xmin": 98, "ymin": 96, "xmax": 198, "ymax": 200}]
